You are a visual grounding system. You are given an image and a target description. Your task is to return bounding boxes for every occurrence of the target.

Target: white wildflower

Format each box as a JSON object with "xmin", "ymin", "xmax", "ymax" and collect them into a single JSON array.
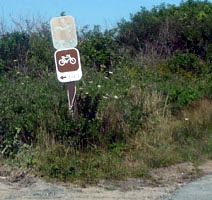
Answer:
[
  {"xmin": 97, "ymin": 85, "xmax": 101, "ymax": 88},
  {"xmin": 114, "ymin": 95, "xmax": 118, "ymax": 99}
]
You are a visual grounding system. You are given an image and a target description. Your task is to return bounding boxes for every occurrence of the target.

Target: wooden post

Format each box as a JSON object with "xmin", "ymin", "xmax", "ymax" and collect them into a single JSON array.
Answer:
[{"xmin": 67, "ymin": 82, "xmax": 78, "ymax": 115}]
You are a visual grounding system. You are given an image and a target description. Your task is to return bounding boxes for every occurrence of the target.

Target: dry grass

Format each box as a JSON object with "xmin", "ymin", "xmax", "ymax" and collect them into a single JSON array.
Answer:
[
  {"xmin": 180, "ymin": 98, "xmax": 212, "ymax": 127},
  {"xmin": 126, "ymin": 90, "xmax": 178, "ymax": 169},
  {"xmin": 127, "ymin": 93, "xmax": 212, "ymax": 170}
]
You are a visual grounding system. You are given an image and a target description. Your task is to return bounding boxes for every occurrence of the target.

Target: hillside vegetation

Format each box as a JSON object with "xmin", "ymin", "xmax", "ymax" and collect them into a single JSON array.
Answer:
[{"xmin": 1, "ymin": 0, "xmax": 212, "ymax": 182}]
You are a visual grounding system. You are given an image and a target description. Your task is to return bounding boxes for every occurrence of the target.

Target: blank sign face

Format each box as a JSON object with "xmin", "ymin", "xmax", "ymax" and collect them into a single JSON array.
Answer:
[{"xmin": 50, "ymin": 16, "xmax": 78, "ymax": 49}]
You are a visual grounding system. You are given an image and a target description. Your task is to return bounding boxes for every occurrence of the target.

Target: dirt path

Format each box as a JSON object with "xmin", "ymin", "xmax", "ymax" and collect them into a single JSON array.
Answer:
[
  {"xmin": 0, "ymin": 180, "xmax": 174, "ymax": 200},
  {"xmin": 0, "ymin": 161, "xmax": 211, "ymax": 200},
  {"xmin": 0, "ymin": 178, "xmax": 175, "ymax": 200}
]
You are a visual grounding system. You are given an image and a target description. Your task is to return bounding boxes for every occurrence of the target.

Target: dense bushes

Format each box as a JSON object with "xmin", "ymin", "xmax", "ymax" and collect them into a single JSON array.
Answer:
[
  {"xmin": 117, "ymin": 0, "xmax": 212, "ymax": 60},
  {"xmin": 1, "ymin": 0, "xmax": 212, "ymax": 181},
  {"xmin": 167, "ymin": 52, "xmax": 206, "ymax": 76},
  {"xmin": 0, "ymin": 23, "xmax": 54, "ymax": 76},
  {"xmin": 0, "ymin": 32, "xmax": 30, "ymax": 72},
  {"xmin": 78, "ymin": 26, "xmax": 121, "ymax": 73}
]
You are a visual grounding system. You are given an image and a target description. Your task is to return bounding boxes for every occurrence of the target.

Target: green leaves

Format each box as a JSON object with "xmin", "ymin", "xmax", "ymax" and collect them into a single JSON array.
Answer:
[
  {"xmin": 0, "ymin": 24, "xmax": 54, "ymax": 76},
  {"xmin": 78, "ymin": 26, "xmax": 120, "ymax": 73},
  {"xmin": 117, "ymin": 0, "xmax": 212, "ymax": 58},
  {"xmin": 167, "ymin": 52, "xmax": 204, "ymax": 76}
]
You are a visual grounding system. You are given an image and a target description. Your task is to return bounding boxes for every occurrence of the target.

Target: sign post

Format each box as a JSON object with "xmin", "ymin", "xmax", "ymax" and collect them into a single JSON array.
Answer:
[
  {"xmin": 50, "ymin": 15, "xmax": 82, "ymax": 114},
  {"xmin": 67, "ymin": 82, "xmax": 76, "ymax": 111}
]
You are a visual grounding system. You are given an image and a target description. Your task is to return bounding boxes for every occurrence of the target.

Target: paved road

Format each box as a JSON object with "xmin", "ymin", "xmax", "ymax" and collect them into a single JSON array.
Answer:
[{"xmin": 166, "ymin": 175, "xmax": 212, "ymax": 200}]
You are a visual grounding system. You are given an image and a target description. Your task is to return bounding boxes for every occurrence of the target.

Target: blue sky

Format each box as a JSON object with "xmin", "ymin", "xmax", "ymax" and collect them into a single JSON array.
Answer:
[{"xmin": 0, "ymin": 0, "xmax": 183, "ymax": 30}]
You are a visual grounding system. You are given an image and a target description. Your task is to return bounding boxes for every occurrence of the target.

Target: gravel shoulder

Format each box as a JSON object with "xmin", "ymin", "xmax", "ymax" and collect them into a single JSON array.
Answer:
[{"xmin": 0, "ymin": 160, "xmax": 211, "ymax": 200}]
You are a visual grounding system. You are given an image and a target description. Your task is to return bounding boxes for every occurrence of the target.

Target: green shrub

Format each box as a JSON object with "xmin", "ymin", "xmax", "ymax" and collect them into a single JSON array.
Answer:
[
  {"xmin": 78, "ymin": 26, "xmax": 121, "ymax": 73},
  {"xmin": 165, "ymin": 83, "xmax": 201, "ymax": 110},
  {"xmin": 0, "ymin": 31, "xmax": 30, "ymax": 72},
  {"xmin": 117, "ymin": 0, "xmax": 212, "ymax": 59},
  {"xmin": 28, "ymin": 23, "xmax": 54, "ymax": 76},
  {"xmin": 0, "ymin": 22, "xmax": 54, "ymax": 76},
  {"xmin": 167, "ymin": 52, "xmax": 205, "ymax": 76}
]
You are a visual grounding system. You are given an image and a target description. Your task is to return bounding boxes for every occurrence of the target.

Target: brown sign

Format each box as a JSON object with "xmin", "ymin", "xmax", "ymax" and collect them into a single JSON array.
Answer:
[
  {"xmin": 55, "ymin": 48, "xmax": 79, "ymax": 73},
  {"xmin": 54, "ymin": 47, "xmax": 82, "ymax": 83}
]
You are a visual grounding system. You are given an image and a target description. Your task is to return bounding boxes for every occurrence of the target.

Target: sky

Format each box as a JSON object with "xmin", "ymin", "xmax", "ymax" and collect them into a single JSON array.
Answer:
[{"xmin": 0, "ymin": 0, "xmax": 184, "ymax": 30}]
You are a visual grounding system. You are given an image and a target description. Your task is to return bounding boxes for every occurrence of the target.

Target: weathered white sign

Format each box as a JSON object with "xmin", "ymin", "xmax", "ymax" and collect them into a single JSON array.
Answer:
[{"xmin": 50, "ymin": 16, "xmax": 78, "ymax": 49}]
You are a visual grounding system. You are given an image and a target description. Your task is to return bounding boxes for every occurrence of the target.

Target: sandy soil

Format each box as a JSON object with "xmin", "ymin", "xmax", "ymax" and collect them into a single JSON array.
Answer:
[{"xmin": 0, "ymin": 160, "xmax": 211, "ymax": 200}]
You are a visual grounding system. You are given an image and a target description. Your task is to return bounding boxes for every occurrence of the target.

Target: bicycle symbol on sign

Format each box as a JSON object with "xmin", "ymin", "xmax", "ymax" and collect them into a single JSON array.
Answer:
[{"xmin": 59, "ymin": 54, "xmax": 76, "ymax": 66}]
